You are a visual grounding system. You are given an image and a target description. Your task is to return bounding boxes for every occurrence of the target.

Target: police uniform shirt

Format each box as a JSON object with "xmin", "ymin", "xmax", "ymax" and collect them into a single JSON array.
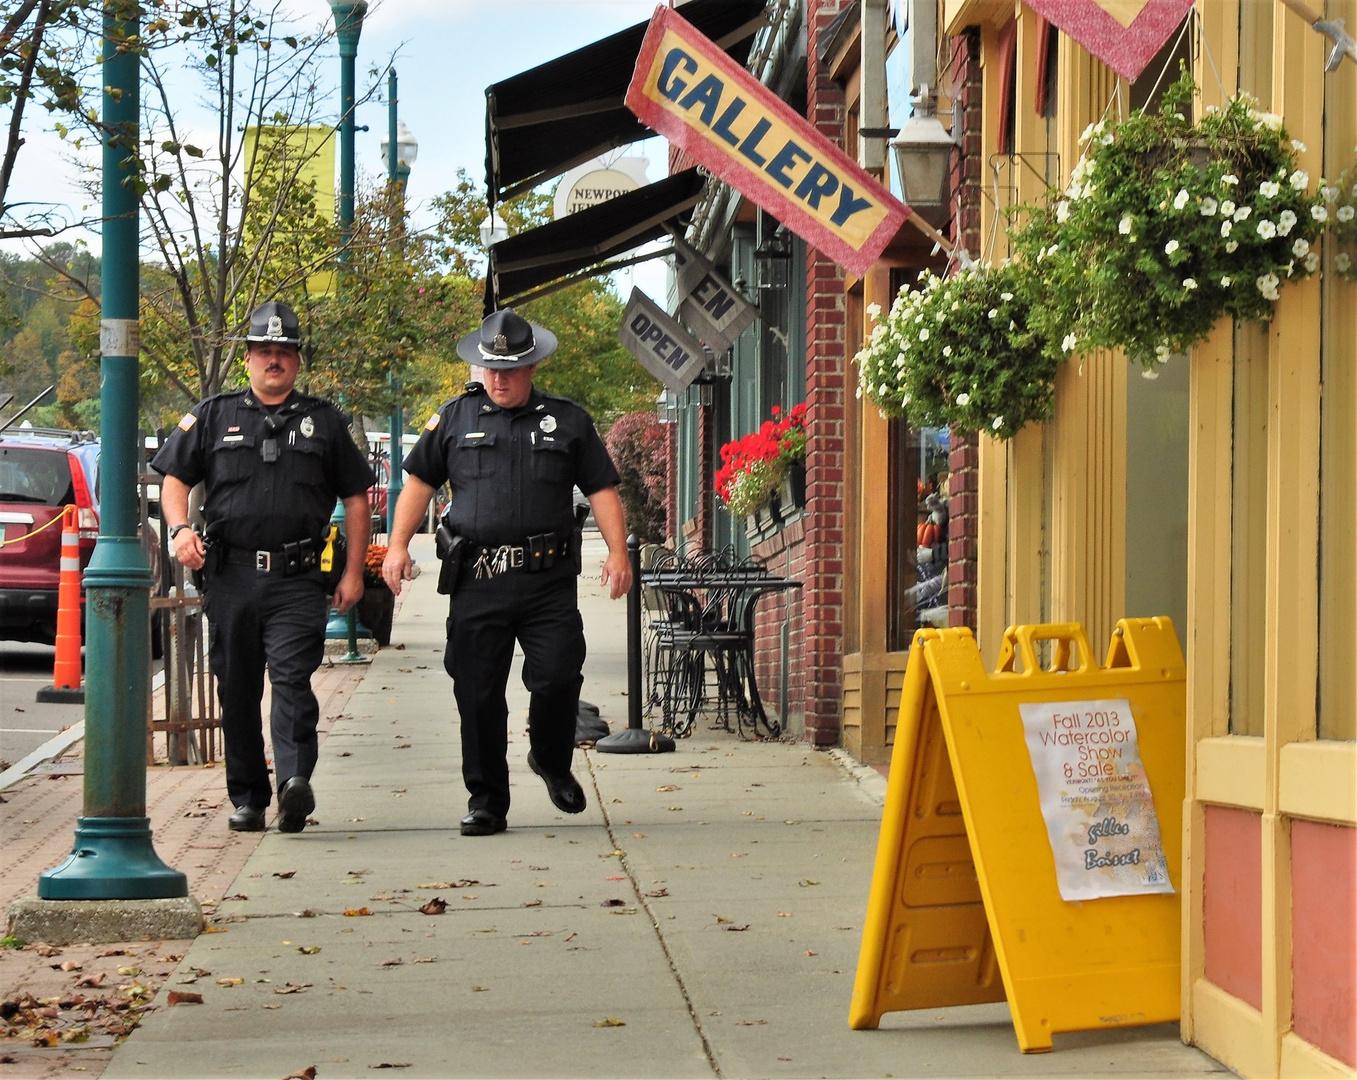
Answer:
[
  {"xmin": 403, "ymin": 385, "xmax": 619, "ymax": 546},
  {"xmin": 152, "ymin": 389, "xmax": 376, "ymax": 552}
]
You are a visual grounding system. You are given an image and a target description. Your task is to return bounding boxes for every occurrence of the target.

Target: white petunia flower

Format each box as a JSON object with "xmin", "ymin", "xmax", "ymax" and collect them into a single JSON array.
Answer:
[
  {"xmin": 1292, "ymin": 238, "xmax": 1310, "ymax": 258},
  {"xmin": 1200, "ymin": 197, "xmax": 1218, "ymax": 216},
  {"xmin": 1056, "ymin": 200, "xmax": 1071, "ymax": 223},
  {"xmin": 1173, "ymin": 189, "xmax": 1190, "ymax": 210},
  {"xmin": 1233, "ymin": 206, "xmax": 1252, "ymax": 222},
  {"xmin": 951, "ymin": 300, "xmax": 961, "ymax": 310},
  {"xmin": 1259, "ymin": 181, "xmax": 1280, "ymax": 199},
  {"xmin": 1142, "ymin": 369, "xmax": 1160, "ymax": 380},
  {"xmin": 942, "ymin": 345, "xmax": 953, "ymax": 358},
  {"xmin": 1220, "ymin": 200, "xmax": 1237, "ymax": 217},
  {"xmin": 1277, "ymin": 209, "xmax": 1298, "ymax": 235},
  {"xmin": 919, "ymin": 328, "xmax": 930, "ymax": 341},
  {"xmin": 1304, "ymin": 253, "xmax": 1319, "ymax": 273},
  {"xmin": 1291, "ymin": 139, "xmax": 1307, "ymax": 152},
  {"xmin": 955, "ymin": 392, "xmax": 970, "ymax": 406},
  {"xmin": 1009, "ymin": 320, "xmax": 1017, "ymax": 332},
  {"xmin": 1183, "ymin": 278, "xmax": 1198, "ymax": 290},
  {"xmin": 1257, "ymin": 219, "xmax": 1277, "ymax": 239},
  {"xmin": 1337, "ymin": 205, "xmax": 1355, "ymax": 222},
  {"xmin": 1165, "ymin": 239, "xmax": 1180, "ymax": 255},
  {"xmin": 1155, "ymin": 344, "xmax": 1171, "ymax": 360},
  {"xmin": 1290, "ymin": 169, "xmax": 1310, "ymax": 190},
  {"xmin": 866, "ymin": 302, "xmax": 881, "ymax": 318},
  {"xmin": 1220, "ymin": 276, "xmax": 1232, "ymax": 287},
  {"xmin": 1337, "ymin": 253, "xmax": 1352, "ymax": 273},
  {"xmin": 1312, "ymin": 205, "xmax": 1329, "ymax": 222},
  {"xmin": 1222, "ymin": 174, "xmax": 1239, "ymax": 186},
  {"xmin": 1221, "ymin": 220, "xmax": 1233, "ymax": 237},
  {"xmin": 992, "ymin": 416, "xmax": 1005, "ymax": 430},
  {"xmin": 1000, "ymin": 292, "xmax": 1013, "ymax": 302},
  {"xmin": 1119, "ymin": 214, "xmax": 1135, "ymax": 235},
  {"xmin": 1320, "ymin": 185, "xmax": 1339, "ymax": 203},
  {"xmin": 1061, "ymin": 332, "xmax": 1078, "ymax": 353},
  {"xmin": 1256, "ymin": 272, "xmax": 1281, "ymax": 300},
  {"xmin": 1226, "ymin": 240, "xmax": 1239, "ymax": 253}
]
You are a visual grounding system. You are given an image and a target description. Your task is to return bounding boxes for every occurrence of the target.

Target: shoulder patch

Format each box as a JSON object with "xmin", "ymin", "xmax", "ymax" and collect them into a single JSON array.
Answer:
[
  {"xmin": 424, "ymin": 413, "xmax": 440, "ymax": 431},
  {"xmin": 177, "ymin": 412, "xmax": 197, "ymax": 431}
]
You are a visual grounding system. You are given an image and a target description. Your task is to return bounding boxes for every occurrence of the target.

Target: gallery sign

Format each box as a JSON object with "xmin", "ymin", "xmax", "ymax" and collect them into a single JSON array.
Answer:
[
  {"xmin": 625, "ymin": 4, "xmax": 908, "ymax": 278},
  {"xmin": 618, "ymin": 288, "xmax": 707, "ymax": 393},
  {"xmin": 671, "ymin": 236, "xmax": 757, "ymax": 353}
]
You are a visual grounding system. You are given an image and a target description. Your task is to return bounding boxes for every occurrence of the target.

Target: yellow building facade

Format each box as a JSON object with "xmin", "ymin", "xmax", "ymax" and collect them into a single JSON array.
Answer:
[{"xmin": 844, "ymin": 0, "xmax": 1355, "ymax": 1073}]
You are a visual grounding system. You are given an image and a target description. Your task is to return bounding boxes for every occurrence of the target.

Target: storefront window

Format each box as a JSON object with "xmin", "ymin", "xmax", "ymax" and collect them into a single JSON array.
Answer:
[{"xmin": 887, "ymin": 422, "xmax": 951, "ymax": 650}]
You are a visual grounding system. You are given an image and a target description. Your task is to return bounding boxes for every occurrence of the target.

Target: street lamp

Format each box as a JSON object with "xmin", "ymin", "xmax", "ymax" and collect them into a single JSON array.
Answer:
[
  {"xmin": 890, "ymin": 87, "xmax": 957, "ymax": 225},
  {"xmin": 479, "ymin": 210, "xmax": 509, "ymax": 248},
  {"xmin": 381, "ymin": 119, "xmax": 419, "ymax": 187},
  {"xmin": 329, "ymin": 1, "xmax": 367, "ymax": 253}
]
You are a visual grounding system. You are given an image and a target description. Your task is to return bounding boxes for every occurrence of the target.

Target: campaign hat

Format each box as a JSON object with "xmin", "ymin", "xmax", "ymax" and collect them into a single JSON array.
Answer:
[
  {"xmin": 456, "ymin": 308, "xmax": 557, "ymax": 369},
  {"xmin": 244, "ymin": 301, "xmax": 302, "ymax": 347}
]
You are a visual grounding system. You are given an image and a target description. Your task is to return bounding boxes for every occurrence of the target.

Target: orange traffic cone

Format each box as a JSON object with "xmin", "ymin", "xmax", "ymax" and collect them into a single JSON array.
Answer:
[{"xmin": 37, "ymin": 505, "xmax": 85, "ymax": 704}]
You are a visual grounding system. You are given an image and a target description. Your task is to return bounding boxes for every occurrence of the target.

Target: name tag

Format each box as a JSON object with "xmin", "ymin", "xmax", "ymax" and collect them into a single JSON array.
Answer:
[{"xmin": 222, "ymin": 435, "xmax": 244, "ymax": 442}]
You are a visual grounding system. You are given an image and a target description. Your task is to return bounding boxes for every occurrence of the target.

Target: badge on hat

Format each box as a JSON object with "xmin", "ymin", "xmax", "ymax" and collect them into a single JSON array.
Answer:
[
  {"xmin": 267, "ymin": 315, "xmax": 284, "ymax": 337},
  {"xmin": 300, "ymin": 415, "xmax": 315, "ymax": 438},
  {"xmin": 540, "ymin": 415, "xmax": 557, "ymax": 433}
]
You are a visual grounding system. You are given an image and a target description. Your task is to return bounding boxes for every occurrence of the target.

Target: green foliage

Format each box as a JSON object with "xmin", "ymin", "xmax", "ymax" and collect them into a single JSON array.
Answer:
[
  {"xmin": 0, "ymin": 934, "xmax": 27, "ymax": 950},
  {"xmin": 854, "ymin": 263, "xmax": 1058, "ymax": 439},
  {"xmin": 1010, "ymin": 69, "xmax": 1327, "ymax": 369}
]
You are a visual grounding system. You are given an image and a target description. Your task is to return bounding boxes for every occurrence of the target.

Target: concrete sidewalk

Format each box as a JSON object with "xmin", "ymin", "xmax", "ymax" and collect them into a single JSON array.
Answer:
[{"xmin": 97, "ymin": 534, "xmax": 1222, "ymax": 1079}]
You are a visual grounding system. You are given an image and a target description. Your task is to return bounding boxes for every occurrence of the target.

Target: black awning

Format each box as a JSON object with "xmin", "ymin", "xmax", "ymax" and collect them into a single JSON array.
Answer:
[
  {"xmin": 487, "ymin": 168, "xmax": 706, "ymax": 312},
  {"xmin": 486, "ymin": 0, "xmax": 767, "ymax": 205}
]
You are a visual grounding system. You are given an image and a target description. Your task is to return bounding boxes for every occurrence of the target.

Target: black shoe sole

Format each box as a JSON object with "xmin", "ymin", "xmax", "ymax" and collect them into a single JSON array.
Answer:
[
  {"xmin": 277, "ymin": 778, "xmax": 315, "ymax": 834},
  {"xmin": 527, "ymin": 751, "xmax": 586, "ymax": 814}
]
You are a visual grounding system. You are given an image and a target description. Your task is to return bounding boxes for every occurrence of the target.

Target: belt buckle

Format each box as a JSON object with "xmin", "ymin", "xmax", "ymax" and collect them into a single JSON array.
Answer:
[
  {"xmin": 510, "ymin": 546, "xmax": 525, "ymax": 569},
  {"xmin": 255, "ymin": 550, "xmax": 271, "ymax": 572}
]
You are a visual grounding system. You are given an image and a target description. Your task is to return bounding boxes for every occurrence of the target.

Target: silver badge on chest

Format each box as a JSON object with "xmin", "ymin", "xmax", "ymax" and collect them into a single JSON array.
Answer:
[
  {"xmin": 299, "ymin": 415, "xmax": 315, "ymax": 438},
  {"xmin": 539, "ymin": 415, "xmax": 557, "ymax": 433}
]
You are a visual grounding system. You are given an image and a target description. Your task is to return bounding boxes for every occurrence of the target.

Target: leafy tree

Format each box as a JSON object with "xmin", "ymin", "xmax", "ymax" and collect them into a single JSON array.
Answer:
[{"xmin": 605, "ymin": 411, "xmax": 668, "ymax": 543}]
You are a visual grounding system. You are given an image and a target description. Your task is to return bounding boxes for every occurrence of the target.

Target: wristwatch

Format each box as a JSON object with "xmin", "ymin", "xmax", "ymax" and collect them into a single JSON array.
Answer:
[{"xmin": 168, "ymin": 524, "xmax": 193, "ymax": 541}]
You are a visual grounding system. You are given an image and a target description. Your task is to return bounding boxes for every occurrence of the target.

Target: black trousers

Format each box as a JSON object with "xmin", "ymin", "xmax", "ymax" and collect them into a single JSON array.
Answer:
[
  {"xmin": 203, "ymin": 562, "xmax": 329, "ymax": 811},
  {"xmin": 445, "ymin": 562, "xmax": 585, "ymax": 818}
]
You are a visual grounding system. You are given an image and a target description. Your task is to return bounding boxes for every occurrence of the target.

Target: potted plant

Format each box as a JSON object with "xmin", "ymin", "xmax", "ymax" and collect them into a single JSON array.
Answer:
[
  {"xmin": 714, "ymin": 403, "xmax": 809, "ymax": 527},
  {"xmin": 356, "ymin": 543, "xmax": 395, "ymax": 647},
  {"xmin": 1010, "ymin": 68, "xmax": 1327, "ymax": 373},
  {"xmin": 854, "ymin": 261, "xmax": 1061, "ymax": 439}
]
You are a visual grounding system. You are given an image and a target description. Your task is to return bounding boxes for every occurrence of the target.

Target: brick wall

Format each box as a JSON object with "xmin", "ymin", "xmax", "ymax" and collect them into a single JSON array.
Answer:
[{"xmin": 947, "ymin": 28, "xmax": 983, "ymax": 631}]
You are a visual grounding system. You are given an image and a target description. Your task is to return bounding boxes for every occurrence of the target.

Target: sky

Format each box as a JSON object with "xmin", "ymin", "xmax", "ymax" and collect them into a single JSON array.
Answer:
[{"xmin": 5, "ymin": 0, "xmax": 673, "ymax": 299}]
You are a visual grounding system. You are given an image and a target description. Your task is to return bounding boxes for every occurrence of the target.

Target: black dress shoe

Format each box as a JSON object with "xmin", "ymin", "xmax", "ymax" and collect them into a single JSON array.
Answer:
[
  {"xmin": 460, "ymin": 809, "xmax": 507, "ymax": 836},
  {"xmin": 276, "ymin": 776, "xmax": 315, "ymax": 834},
  {"xmin": 527, "ymin": 751, "xmax": 586, "ymax": 814},
  {"xmin": 228, "ymin": 805, "xmax": 266, "ymax": 832}
]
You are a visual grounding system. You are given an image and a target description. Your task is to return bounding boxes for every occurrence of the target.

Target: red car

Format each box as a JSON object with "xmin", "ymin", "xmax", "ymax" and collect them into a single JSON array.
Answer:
[{"xmin": 0, "ymin": 428, "xmax": 101, "ymax": 645}]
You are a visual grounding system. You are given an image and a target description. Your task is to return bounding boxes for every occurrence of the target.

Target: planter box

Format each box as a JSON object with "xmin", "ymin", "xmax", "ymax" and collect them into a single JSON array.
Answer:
[{"xmin": 355, "ymin": 583, "xmax": 395, "ymax": 647}]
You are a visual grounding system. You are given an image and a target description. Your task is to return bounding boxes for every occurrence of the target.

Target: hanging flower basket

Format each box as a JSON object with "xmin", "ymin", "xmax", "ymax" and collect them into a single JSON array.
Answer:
[
  {"xmin": 1010, "ymin": 69, "xmax": 1328, "ymax": 371},
  {"xmin": 854, "ymin": 261, "xmax": 1060, "ymax": 439}
]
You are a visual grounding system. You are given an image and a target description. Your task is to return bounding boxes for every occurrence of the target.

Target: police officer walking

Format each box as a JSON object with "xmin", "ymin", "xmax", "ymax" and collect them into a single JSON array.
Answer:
[
  {"xmin": 153, "ymin": 301, "xmax": 376, "ymax": 833},
  {"xmin": 381, "ymin": 308, "xmax": 632, "ymax": 836}
]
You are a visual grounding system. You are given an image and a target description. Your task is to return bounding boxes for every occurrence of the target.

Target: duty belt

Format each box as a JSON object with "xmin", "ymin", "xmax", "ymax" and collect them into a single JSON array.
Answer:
[
  {"xmin": 470, "ymin": 533, "xmax": 568, "ymax": 578},
  {"xmin": 222, "ymin": 538, "xmax": 318, "ymax": 575}
]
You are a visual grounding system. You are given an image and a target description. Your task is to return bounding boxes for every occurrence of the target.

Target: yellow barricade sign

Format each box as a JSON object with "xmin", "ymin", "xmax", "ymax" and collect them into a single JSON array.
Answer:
[{"xmin": 849, "ymin": 619, "xmax": 1185, "ymax": 1053}]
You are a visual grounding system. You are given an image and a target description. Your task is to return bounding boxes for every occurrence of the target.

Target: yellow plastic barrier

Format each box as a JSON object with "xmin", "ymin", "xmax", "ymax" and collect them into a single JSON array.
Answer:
[{"xmin": 849, "ymin": 619, "xmax": 1185, "ymax": 1053}]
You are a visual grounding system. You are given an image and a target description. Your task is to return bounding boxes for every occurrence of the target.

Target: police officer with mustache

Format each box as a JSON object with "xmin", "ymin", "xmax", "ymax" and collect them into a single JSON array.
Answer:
[
  {"xmin": 153, "ymin": 301, "xmax": 376, "ymax": 834},
  {"xmin": 381, "ymin": 308, "xmax": 632, "ymax": 836}
]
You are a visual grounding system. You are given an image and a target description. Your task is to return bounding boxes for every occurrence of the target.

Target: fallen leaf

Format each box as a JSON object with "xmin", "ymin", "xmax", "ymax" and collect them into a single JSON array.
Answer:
[
  {"xmin": 116, "ymin": 967, "xmax": 141, "ymax": 976},
  {"xmin": 224, "ymin": 893, "xmax": 249, "ymax": 901},
  {"xmin": 593, "ymin": 1017, "xmax": 626, "ymax": 1027},
  {"xmin": 217, "ymin": 978, "xmax": 244, "ymax": 987},
  {"xmin": 655, "ymin": 784, "xmax": 678, "ymax": 792},
  {"xmin": 295, "ymin": 909, "xmax": 320, "ymax": 918},
  {"xmin": 645, "ymin": 888, "xmax": 669, "ymax": 897},
  {"xmin": 605, "ymin": 875, "xmax": 626, "ymax": 881},
  {"xmin": 166, "ymin": 991, "xmax": 203, "ymax": 1006},
  {"xmin": 632, "ymin": 832, "xmax": 646, "ymax": 838},
  {"xmin": 418, "ymin": 898, "xmax": 447, "ymax": 915},
  {"xmin": 715, "ymin": 915, "xmax": 733, "ymax": 924},
  {"xmin": 204, "ymin": 926, "xmax": 228, "ymax": 933},
  {"xmin": 799, "ymin": 879, "xmax": 820, "ymax": 887},
  {"xmin": 296, "ymin": 946, "xmax": 321, "ymax": 955},
  {"xmin": 367, "ymin": 1064, "xmax": 412, "ymax": 1070},
  {"xmin": 736, "ymin": 1018, "xmax": 767, "ymax": 1026},
  {"xmin": 273, "ymin": 871, "xmax": 296, "ymax": 879},
  {"xmin": 410, "ymin": 956, "xmax": 435, "ymax": 964},
  {"xmin": 417, "ymin": 879, "xmax": 478, "ymax": 889},
  {"xmin": 274, "ymin": 982, "xmax": 312, "ymax": 995},
  {"xmin": 94, "ymin": 948, "xmax": 125, "ymax": 958},
  {"xmin": 724, "ymin": 924, "xmax": 750, "ymax": 932},
  {"xmin": 522, "ymin": 899, "xmax": 542, "ymax": 907},
  {"xmin": 281, "ymin": 1068, "xmax": 317, "ymax": 1079},
  {"xmin": 56, "ymin": 960, "xmax": 82, "ymax": 972},
  {"xmin": 379, "ymin": 958, "xmax": 403, "ymax": 968},
  {"xmin": 730, "ymin": 853, "xmax": 747, "ymax": 858},
  {"xmin": 804, "ymin": 950, "xmax": 818, "ymax": 957},
  {"xmin": 471, "ymin": 986, "xmax": 489, "ymax": 992},
  {"xmin": 343, "ymin": 908, "xmax": 372, "ymax": 917},
  {"xmin": 777, "ymin": 911, "xmax": 792, "ymax": 918},
  {"xmin": 600, "ymin": 898, "xmax": 628, "ymax": 908}
]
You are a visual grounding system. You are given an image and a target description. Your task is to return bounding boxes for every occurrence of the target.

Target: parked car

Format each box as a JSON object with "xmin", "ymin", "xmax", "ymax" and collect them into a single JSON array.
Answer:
[{"xmin": 0, "ymin": 428, "xmax": 101, "ymax": 645}]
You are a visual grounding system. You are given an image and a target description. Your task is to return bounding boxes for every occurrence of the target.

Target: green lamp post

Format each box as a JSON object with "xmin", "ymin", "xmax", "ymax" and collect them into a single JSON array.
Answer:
[{"xmin": 40, "ymin": 2, "xmax": 186, "ymax": 898}]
